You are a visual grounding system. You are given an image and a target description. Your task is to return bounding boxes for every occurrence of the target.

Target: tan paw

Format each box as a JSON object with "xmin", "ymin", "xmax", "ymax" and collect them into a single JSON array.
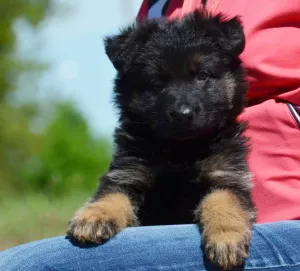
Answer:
[
  {"xmin": 198, "ymin": 189, "xmax": 254, "ymax": 269},
  {"xmin": 67, "ymin": 193, "xmax": 134, "ymax": 244},
  {"xmin": 203, "ymin": 229, "xmax": 251, "ymax": 270}
]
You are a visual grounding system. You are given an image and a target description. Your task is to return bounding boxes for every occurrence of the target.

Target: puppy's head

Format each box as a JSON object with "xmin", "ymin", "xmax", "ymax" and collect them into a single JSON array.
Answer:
[{"xmin": 105, "ymin": 11, "xmax": 247, "ymax": 140}]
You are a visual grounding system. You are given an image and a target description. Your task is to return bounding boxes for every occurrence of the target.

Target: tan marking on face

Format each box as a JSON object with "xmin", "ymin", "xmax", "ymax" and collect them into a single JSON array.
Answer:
[
  {"xmin": 190, "ymin": 53, "xmax": 202, "ymax": 65},
  {"xmin": 188, "ymin": 54, "xmax": 202, "ymax": 75}
]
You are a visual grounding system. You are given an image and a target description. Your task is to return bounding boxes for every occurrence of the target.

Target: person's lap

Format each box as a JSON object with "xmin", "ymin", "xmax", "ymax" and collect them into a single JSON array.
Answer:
[{"xmin": 1, "ymin": 221, "xmax": 300, "ymax": 271}]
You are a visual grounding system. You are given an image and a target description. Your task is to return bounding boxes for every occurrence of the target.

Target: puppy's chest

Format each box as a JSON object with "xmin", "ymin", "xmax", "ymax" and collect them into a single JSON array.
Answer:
[
  {"xmin": 152, "ymin": 147, "xmax": 208, "ymax": 182},
  {"xmin": 140, "ymin": 151, "xmax": 210, "ymax": 225}
]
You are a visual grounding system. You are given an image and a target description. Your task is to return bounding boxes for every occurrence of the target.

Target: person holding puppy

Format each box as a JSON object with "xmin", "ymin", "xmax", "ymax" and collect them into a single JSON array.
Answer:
[{"xmin": 1, "ymin": 1, "xmax": 300, "ymax": 270}]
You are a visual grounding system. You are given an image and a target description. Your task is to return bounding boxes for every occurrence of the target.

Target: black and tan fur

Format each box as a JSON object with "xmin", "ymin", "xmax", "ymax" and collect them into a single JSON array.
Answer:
[{"xmin": 67, "ymin": 11, "xmax": 256, "ymax": 270}]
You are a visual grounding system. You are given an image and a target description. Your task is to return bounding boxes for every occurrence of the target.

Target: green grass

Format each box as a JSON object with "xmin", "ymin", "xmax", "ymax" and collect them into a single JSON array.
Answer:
[{"xmin": 0, "ymin": 192, "xmax": 90, "ymax": 251}]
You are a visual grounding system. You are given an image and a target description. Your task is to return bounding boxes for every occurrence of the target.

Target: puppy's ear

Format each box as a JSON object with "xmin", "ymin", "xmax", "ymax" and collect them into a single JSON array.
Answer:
[
  {"xmin": 105, "ymin": 21, "xmax": 158, "ymax": 73},
  {"xmin": 104, "ymin": 26, "xmax": 136, "ymax": 72},
  {"xmin": 217, "ymin": 17, "xmax": 245, "ymax": 56},
  {"xmin": 183, "ymin": 12, "xmax": 245, "ymax": 56}
]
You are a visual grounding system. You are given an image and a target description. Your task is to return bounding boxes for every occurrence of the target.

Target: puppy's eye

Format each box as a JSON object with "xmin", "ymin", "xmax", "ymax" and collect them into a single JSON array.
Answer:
[
  {"xmin": 160, "ymin": 74, "xmax": 170, "ymax": 83},
  {"xmin": 196, "ymin": 71, "xmax": 209, "ymax": 81}
]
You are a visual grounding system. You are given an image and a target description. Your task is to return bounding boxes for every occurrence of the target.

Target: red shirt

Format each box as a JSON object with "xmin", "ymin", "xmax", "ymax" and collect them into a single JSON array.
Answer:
[{"xmin": 138, "ymin": 0, "xmax": 300, "ymax": 223}]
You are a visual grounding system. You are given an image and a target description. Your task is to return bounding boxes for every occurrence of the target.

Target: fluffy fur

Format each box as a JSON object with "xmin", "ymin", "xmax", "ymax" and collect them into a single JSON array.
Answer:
[{"xmin": 67, "ymin": 11, "xmax": 256, "ymax": 270}]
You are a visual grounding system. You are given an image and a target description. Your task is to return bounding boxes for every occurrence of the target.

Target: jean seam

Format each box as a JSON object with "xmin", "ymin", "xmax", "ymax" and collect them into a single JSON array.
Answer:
[
  {"xmin": 130, "ymin": 262, "xmax": 205, "ymax": 270},
  {"xmin": 127, "ymin": 262, "xmax": 300, "ymax": 271},
  {"xmin": 132, "ymin": 262, "xmax": 300, "ymax": 271},
  {"xmin": 244, "ymin": 262, "xmax": 300, "ymax": 270}
]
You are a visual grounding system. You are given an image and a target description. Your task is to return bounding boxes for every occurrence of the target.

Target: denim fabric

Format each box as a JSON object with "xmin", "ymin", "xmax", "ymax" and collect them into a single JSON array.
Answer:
[{"xmin": 1, "ymin": 222, "xmax": 300, "ymax": 270}]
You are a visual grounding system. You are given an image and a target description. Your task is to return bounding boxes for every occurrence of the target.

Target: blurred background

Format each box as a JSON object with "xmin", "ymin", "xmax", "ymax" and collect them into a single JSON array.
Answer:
[{"xmin": 0, "ymin": 0, "xmax": 142, "ymax": 250}]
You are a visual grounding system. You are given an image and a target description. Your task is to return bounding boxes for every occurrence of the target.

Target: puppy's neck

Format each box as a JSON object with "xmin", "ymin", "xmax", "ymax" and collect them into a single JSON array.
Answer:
[{"xmin": 120, "ymin": 117, "xmax": 240, "ymax": 143}]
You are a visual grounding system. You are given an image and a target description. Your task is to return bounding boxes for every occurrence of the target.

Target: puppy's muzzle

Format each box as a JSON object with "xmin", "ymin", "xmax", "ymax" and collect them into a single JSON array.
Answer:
[{"xmin": 171, "ymin": 106, "xmax": 194, "ymax": 126}]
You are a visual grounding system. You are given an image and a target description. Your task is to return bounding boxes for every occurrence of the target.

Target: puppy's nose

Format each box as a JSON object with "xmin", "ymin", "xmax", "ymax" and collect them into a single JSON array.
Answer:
[{"xmin": 171, "ymin": 106, "xmax": 194, "ymax": 124}]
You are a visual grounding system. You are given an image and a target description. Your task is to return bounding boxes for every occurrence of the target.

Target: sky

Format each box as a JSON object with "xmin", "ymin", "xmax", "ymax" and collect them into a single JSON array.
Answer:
[{"xmin": 21, "ymin": 0, "xmax": 143, "ymax": 138}]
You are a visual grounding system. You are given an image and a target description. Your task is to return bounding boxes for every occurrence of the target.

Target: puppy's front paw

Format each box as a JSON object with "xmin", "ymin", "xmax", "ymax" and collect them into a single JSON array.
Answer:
[
  {"xmin": 66, "ymin": 193, "xmax": 135, "ymax": 244},
  {"xmin": 198, "ymin": 189, "xmax": 254, "ymax": 269},
  {"xmin": 67, "ymin": 205, "xmax": 120, "ymax": 243},
  {"xmin": 203, "ymin": 228, "xmax": 251, "ymax": 270}
]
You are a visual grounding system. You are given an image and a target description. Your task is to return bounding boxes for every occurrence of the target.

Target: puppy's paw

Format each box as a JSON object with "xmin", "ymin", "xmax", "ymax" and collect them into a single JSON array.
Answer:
[
  {"xmin": 203, "ymin": 228, "xmax": 251, "ymax": 270},
  {"xmin": 66, "ymin": 193, "xmax": 134, "ymax": 244},
  {"xmin": 198, "ymin": 189, "xmax": 254, "ymax": 270},
  {"xmin": 67, "ymin": 206, "xmax": 120, "ymax": 243}
]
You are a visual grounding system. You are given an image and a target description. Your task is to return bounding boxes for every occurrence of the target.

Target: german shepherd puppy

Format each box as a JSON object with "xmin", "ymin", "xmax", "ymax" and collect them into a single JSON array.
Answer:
[{"xmin": 67, "ymin": 11, "xmax": 256, "ymax": 270}]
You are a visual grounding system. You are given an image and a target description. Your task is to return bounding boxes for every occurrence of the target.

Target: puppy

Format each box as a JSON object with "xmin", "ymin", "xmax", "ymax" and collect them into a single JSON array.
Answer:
[{"xmin": 67, "ymin": 11, "xmax": 256, "ymax": 270}]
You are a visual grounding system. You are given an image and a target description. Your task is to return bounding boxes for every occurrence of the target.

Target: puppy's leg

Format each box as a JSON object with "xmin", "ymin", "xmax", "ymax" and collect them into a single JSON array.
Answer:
[
  {"xmin": 196, "ymin": 152, "xmax": 256, "ymax": 270},
  {"xmin": 67, "ymin": 161, "xmax": 151, "ymax": 244}
]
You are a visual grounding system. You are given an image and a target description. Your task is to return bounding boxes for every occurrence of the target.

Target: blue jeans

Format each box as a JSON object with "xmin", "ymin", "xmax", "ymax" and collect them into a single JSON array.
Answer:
[{"xmin": 0, "ymin": 222, "xmax": 299, "ymax": 270}]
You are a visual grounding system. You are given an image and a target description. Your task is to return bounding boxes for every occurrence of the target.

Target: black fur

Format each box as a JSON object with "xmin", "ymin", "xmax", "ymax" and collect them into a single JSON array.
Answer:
[{"xmin": 68, "ymin": 11, "xmax": 256, "ymax": 269}]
